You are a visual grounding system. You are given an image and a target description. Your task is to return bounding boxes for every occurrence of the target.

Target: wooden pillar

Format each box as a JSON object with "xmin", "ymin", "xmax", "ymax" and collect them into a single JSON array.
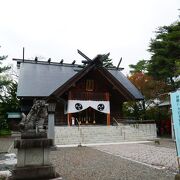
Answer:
[
  {"xmin": 67, "ymin": 91, "xmax": 72, "ymax": 126},
  {"xmin": 106, "ymin": 92, "xmax": 110, "ymax": 126},
  {"xmin": 67, "ymin": 113, "xmax": 72, "ymax": 126},
  {"xmin": 107, "ymin": 113, "xmax": 110, "ymax": 126}
]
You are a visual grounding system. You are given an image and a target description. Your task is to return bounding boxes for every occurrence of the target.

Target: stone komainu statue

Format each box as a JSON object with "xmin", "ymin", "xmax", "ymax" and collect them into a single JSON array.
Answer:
[{"xmin": 19, "ymin": 100, "xmax": 48, "ymax": 132}]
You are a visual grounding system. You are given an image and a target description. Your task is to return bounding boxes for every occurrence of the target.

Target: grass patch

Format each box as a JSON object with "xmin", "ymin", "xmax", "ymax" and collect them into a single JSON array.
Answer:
[{"xmin": 0, "ymin": 129, "xmax": 11, "ymax": 136}]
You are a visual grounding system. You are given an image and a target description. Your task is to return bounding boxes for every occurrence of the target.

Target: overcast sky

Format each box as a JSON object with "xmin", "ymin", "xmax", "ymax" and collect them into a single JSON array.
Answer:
[{"xmin": 0, "ymin": 0, "xmax": 179, "ymax": 74}]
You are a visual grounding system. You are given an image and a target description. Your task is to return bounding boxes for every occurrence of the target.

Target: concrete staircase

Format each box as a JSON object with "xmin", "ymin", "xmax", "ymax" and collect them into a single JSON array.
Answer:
[{"xmin": 55, "ymin": 124, "xmax": 157, "ymax": 145}]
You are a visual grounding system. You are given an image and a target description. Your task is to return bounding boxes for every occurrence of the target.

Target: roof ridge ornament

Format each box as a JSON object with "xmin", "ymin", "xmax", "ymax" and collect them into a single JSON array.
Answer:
[
  {"xmin": 116, "ymin": 57, "xmax": 122, "ymax": 70},
  {"xmin": 77, "ymin": 49, "xmax": 92, "ymax": 61},
  {"xmin": 13, "ymin": 49, "xmax": 124, "ymax": 70}
]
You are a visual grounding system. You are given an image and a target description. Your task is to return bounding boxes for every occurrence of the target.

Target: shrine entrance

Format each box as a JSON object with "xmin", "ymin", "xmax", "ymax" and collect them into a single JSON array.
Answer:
[{"xmin": 71, "ymin": 107, "xmax": 106, "ymax": 125}]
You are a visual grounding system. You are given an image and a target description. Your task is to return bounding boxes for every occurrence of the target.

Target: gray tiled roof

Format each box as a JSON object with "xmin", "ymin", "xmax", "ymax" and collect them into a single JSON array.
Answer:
[
  {"xmin": 17, "ymin": 63, "xmax": 78, "ymax": 97},
  {"xmin": 17, "ymin": 63, "xmax": 143, "ymax": 99},
  {"xmin": 108, "ymin": 70, "xmax": 144, "ymax": 99}
]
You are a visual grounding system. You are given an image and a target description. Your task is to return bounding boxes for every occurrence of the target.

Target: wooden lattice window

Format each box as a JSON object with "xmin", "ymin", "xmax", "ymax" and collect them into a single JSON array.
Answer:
[{"xmin": 86, "ymin": 79, "xmax": 94, "ymax": 91}]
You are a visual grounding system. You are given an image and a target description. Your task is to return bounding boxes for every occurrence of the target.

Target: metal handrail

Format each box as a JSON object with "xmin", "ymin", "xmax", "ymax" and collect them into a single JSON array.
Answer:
[
  {"xmin": 112, "ymin": 117, "xmax": 120, "ymax": 126},
  {"xmin": 118, "ymin": 119, "xmax": 155, "ymax": 124},
  {"xmin": 112, "ymin": 117, "xmax": 155, "ymax": 125},
  {"xmin": 75, "ymin": 118, "xmax": 81, "ymax": 130},
  {"xmin": 112, "ymin": 117, "xmax": 123, "ymax": 136}
]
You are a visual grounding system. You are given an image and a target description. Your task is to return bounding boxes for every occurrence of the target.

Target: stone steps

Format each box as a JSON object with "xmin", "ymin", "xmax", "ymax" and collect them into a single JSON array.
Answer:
[{"xmin": 55, "ymin": 124, "xmax": 157, "ymax": 145}]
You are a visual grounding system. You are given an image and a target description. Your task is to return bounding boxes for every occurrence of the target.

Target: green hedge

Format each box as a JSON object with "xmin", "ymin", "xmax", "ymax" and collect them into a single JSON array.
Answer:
[{"xmin": 0, "ymin": 129, "xmax": 11, "ymax": 136}]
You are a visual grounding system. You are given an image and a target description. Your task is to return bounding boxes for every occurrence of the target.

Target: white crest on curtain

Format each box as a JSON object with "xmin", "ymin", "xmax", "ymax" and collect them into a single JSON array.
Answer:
[{"xmin": 66, "ymin": 100, "xmax": 110, "ymax": 114}]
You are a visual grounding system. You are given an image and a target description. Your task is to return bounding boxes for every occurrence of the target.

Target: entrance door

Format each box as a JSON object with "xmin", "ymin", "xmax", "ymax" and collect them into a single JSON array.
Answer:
[{"xmin": 71, "ymin": 107, "xmax": 106, "ymax": 125}]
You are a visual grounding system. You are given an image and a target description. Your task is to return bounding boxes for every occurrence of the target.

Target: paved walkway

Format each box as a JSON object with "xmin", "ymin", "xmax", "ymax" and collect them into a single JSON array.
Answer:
[{"xmin": 94, "ymin": 142, "xmax": 178, "ymax": 173}]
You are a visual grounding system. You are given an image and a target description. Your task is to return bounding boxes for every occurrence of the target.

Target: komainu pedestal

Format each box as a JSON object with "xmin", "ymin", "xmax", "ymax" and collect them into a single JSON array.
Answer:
[
  {"xmin": 9, "ymin": 100, "xmax": 59, "ymax": 179},
  {"xmin": 10, "ymin": 133, "xmax": 58, "ymax": 180}
]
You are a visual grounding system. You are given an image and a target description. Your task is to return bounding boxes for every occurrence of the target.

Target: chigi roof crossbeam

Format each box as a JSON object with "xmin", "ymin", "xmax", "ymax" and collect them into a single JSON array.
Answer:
[
  {"xmin": 13, "ymin": 49, "xmax": 124, "ymax": 71},
  {"xmin": 13, "ymin": 57, "xmax": 124, "ymax": 71},
  {"xmin": 13, "ymin": 58, "xmax": 81, "ymax": 68}
]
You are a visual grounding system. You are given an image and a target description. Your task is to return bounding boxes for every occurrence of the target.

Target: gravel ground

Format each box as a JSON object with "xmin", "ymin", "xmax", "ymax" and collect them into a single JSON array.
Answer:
[
  {"xmin": 0, "ymin": 153, "xmax": 16, "ymax": 171},
  {"xmin": 144, "ymin": 138, "xmax": 176, "ymax": 149},
  {"xmin": 0, "ymin": 137, "xmax": 14, "ymax": 153},
  {"xmin": 50, "ymin": 147, "xmax": 175, "ymax": 180},
  {"xmin": 0, "ymin": 137, "xmax": 17, "ymax": 173},
  {"xmin": 0, "ymin": 137, "xmax": 177, "ymax": 180}
]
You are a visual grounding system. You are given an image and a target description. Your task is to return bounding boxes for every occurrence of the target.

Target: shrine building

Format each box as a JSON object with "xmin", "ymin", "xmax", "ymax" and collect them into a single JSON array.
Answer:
[{"xmin": 15, "ymin": 53, "xmax": 144, "ymax": 128}]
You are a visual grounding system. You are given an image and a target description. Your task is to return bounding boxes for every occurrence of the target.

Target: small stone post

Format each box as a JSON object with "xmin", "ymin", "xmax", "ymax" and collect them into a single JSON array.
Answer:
[
  {"xmin": 48, "ymin": 102, "xmax": 56, "ymax": 141},
  {"xmin": 171, "ymin": 115, "xmax": 175, "ymax": 140}
]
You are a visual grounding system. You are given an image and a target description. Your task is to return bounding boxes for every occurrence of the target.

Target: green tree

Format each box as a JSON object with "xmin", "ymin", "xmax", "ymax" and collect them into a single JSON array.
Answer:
[
  {"xmin": 0, "ymin": 50, "xmax": 11, "ymax": 91},
  {"xmin": 0, "ymin": 47, "xmax": 20, "ymax": 130},
  {"xmin": 0, "ymin": 82, "xmax": 19, "ymax": 114},
  {"xmin": 129, "ymin": 60, "xmax": 148, "ymax": 74},
  {"xmin": 125, "ymin": 17, "xmax": 179, "ymax": 121},
  {"xmin": 148, "ymin": 21, "xmax": 180, "ymax": 90},
  {"xmin": 124, "ymin": 72, "xmax": 170, "ymax": 120},
  {"xmin": 101, "ymin": 53, "xmax": 114, "ymax": 68}
]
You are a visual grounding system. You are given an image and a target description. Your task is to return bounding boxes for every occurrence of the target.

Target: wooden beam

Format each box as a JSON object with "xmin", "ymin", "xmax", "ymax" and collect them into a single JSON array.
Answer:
[
  {"xmin": 67, "ymin": 113, "xmax": 72, "ymax": 126},
  {"xmin": 23, "ymin": 47, "xmax": 25, "ymax": 61},
  {"xmin": 116, "ymin": 57, "xmax": 122, "ymax": 70},
  {"xmin": 77, "ymin": 49, "xmax": 92, "ymax": 61},
  {"xmin": 72, "ymin": 60, "xmax": 76, "ymax": 65},
  {"xmin": 67, "ymin": 91, "xmax": 72, "ymax": 126},
  {"xmin": 105, "ymin": 92, "xmax": 110, "ymax": 101},
  {"xmin": 60, "ymin": 59, "xmax": 63, "ymax": 64}
]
